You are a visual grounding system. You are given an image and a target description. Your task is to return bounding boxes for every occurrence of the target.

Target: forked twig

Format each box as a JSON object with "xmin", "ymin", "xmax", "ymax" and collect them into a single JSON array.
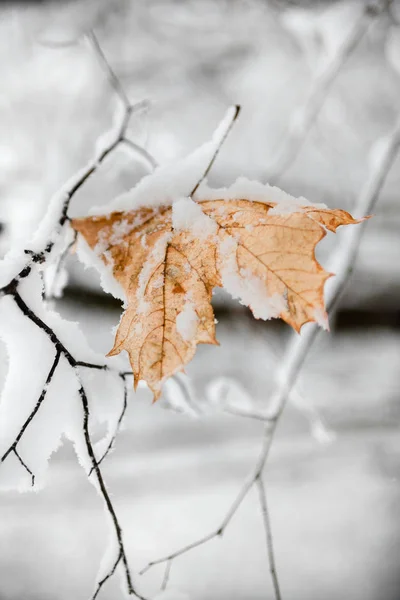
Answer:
[
  {"xmin": 13, "ymin": 447, "xmax": 35, "ymax": 487},
  {"xmin": 0, "ymin": 288, "xmax": 144, "ymax": 598},
  {"xmin": 1, "ymin": 348, "xmax": 62, "ymax": 480}
]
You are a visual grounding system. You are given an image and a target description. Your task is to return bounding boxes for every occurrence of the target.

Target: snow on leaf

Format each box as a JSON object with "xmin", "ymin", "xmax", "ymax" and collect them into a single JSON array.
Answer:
[
  {"xmin": 72, "ymin": 194, "xmax": 359, "ymax": 401},
  {"xmin": 73, "ymin": 202, "xmax": 219, "ymax": 401}
]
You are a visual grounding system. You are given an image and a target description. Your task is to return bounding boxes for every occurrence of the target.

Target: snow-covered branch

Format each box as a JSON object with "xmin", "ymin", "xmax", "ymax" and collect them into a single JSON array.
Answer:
[{"xmin": 0, "ymin": 28, "xmax": 158, "ymax": 599}]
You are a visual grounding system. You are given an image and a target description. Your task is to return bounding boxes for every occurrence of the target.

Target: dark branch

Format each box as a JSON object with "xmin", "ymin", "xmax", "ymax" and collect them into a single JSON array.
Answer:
[
  {"xmin": 13, "ymin": 448, "xmax": 35, "ymax": 487},
  {"xmin": 93, "ymin": 550, "xmax": 123, "ymax": 600},
  {"xmin": 76, "ymin": 361, "xmax": 109, "ymax": 371},
  {"xmin": 1, "ymin": 349, "xmax": 61, "ymax": 471},
  {"xmin": 0, "ymin": 27, "xmax": 158, "ymax": 600},
  {"xmin": 190, "ymin": 105, "xmax": 240, "ymax": 197},
  {"xmin": 79, "ymin": 384, "xmax": 145, "ymax": 600},
  {"xmin": 12, "ymin": 292, "xmax": 76, "ymax": 364},
  {"xmin": 5, "ymin": 292, "xmax": 141, "ymax": 597}
]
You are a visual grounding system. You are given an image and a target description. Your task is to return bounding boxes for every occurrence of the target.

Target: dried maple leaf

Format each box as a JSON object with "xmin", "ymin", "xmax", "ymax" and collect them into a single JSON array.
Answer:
[{"xmin": 72, "ymin": 198, "xmax": 358, "ymax": 399}]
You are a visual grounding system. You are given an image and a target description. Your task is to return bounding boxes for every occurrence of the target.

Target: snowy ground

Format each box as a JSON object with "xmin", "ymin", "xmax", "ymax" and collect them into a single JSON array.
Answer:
[{"xmin": 0, "ymin": 297, "xmax": 399, "ymax": 600}]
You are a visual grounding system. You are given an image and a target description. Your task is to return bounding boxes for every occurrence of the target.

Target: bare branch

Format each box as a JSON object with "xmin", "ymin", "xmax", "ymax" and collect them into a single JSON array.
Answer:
[
  {"xmin": 76, "ymin": 361, "xmax": 109, "ymax": 371},
  {"xmin": 222, "ymin": 404, "xmax": 277, "ymax": 422},
  {"xmin": 92, "ymin": 550, "xmax": 123, "ymax": 600},
  {"xmin": 1, "ymin": 348, "xmax": 61, "ymax": 469},
  {"xmin": 13, "ymin": 448, "xmax": 35, "ymax": 487},
  {"xmin": 139, "ymin": 431, "xmax": 275, "ymax": 576}
]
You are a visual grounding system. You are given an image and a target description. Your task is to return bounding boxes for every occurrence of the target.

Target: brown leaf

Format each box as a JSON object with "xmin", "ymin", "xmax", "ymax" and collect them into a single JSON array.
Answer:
[
  {"xmin": 73, "ymin": 206, "xmax": 219, "ymax": 400},
  {"xmin": 72, "ymin": 198, "xmax": 358, "ymax": 399}
]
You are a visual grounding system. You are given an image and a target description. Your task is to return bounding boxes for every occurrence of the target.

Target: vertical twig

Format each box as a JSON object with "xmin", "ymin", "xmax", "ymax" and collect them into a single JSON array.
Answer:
[
  {"xmin": 256, "ymin": 477, "xmax": 282, "ymax": 600},
  {"xmin": 190, "ymin": 105, "xmax": 241, "ymax": 197},
  {"xmin": 78, "ymin": 384, "xmax": 145, "ymax": 600},
  {"xmin": 160, "ymin": 560, "xmax": 172, "ymax": 591}
]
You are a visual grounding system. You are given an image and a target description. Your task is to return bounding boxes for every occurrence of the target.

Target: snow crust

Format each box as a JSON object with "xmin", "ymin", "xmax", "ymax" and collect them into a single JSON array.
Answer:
[
  {"xmin": 172, "ymin": 197, "xmax": 217, "ymax": 240},
  {"xmin": 218, "ymin": 236, "xmax": 287, "ymax": 320},
  {"xmin": 88, "ymin": 107, "xmax": 239, "ymax": 216},
  {"xmin": 176, "ymin": 293, "xmax": 199, "ymax": 342},
  {"xmin": 72, "ymin": 108, "xmax": 332, "ymax": 331},
  {"xmin": 197, "ymin": 177, "xmax": 326, "ymax": 215},
  {"xmin": 76, "ymin": 234, "xmax": 127, "ymax": 303},
  {"xmin": 137, "ymin": 232, "xmax": 171, "ymax": 313}
]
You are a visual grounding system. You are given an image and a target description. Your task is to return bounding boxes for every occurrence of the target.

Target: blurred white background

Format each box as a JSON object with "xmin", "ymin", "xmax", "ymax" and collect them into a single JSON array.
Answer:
[{"xmin": 1, "ymin": 1, "xmax": 400, "ymax": 599}]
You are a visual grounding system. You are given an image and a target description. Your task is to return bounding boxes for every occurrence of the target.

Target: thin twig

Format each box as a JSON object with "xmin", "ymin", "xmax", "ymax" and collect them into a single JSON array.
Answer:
[
  {"xmin": 79, "ymin": 383, "xmax": 145, "ymax": 600},
  {"xmin": 87, "ymin": 30, "xmax": 131, "ymax": 110},
  {"xmin": 92, "ymin": 550, "xmax": 123, "ymax": 600},
  {"xmin": 222, "ymin": 405, "xmax": 276, "ymax": 422},
  {"xmin": 1, "ymin": 348, "xmax": 61, "ymax": 468},
  {"xmin": 0, "ymin": 38, "xmax": 152, "ymax": 291},
  {"xmin": 266, "ymin": 2, "xmax": 384, "ymax": 184},
  {"xmin": 121, "ymin": 137, "xmax": 159, "ymax": 171},
  {"xmin": 76, "ymin": 361, "xmax": 109, "ymax": 371},
  {"xmin": 139, "ymin": 417, "xmax": 274, "ymax": 576},
  {"xmin": 256, "ymin": 477, "xmax": 282, "ymax": 600},
  {"xmin": 13, "ymin": 448, "xmax": 35, "ymax": 487},
  {"xmin": 190, "ymin": 104, "xmax": 241, "ymax": 197},
  {"xmin": 160, "ymin": 560, "xmax": 172, "ymax": 592}
]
